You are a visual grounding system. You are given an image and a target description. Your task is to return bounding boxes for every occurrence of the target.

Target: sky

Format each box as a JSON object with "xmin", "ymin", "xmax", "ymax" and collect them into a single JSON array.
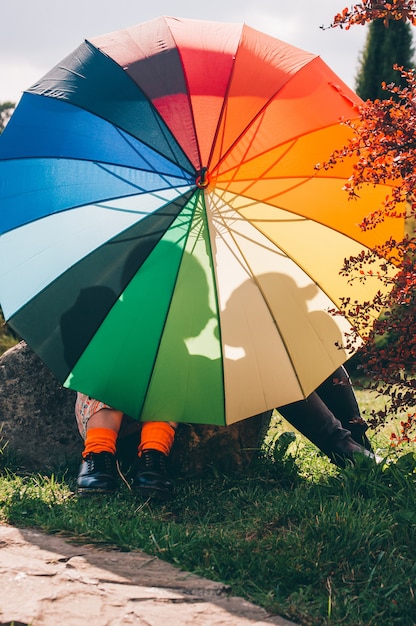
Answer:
[{"xmin": 0, "ymin": 0, "xmax": 370, "ymax": 104}]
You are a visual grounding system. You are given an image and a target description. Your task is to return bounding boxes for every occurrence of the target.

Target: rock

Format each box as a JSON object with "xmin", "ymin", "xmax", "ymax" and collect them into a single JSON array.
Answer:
[
  {"xmin": 0, "ymin": 341, "xmax": 80, "ymax": 471},
  {"xmin": 117, "ymin": 413, "xmax": 272, "ymax": 477},
  {"xmin": 0, "ymin": 342, "xmax": 271, "ymax": 475}
]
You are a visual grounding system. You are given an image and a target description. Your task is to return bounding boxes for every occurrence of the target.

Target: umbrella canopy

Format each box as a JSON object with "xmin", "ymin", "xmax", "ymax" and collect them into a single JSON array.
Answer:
[{"xmin": 0, "ymin": 16, "xmax": 404, "ymax": 425}]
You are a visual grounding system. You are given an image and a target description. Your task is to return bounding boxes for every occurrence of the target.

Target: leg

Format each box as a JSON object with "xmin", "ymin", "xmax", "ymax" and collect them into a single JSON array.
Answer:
[
  {"xmin": 316, "ymin": 366, "xmax": 372, "ymax": 450},
  {"xmin": 133, "ymin": 421, "xmax": 177, "ymax": 500},
  {"xmin": 278, "ymin": 390, "xmax": 374, "ymax": 467},
  {"xmin": 86, "ymin": 407, "xmax": 124, "ymax": 433},
  {"xmin": 76, "ymin": 394, "xmax": 123, "ymax": 496}
]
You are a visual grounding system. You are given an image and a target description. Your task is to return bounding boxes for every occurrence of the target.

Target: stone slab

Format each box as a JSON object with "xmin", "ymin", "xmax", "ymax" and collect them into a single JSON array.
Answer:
[{"xmin": 0, "ymin": 524, "xmax": 298, "ymax": 626}]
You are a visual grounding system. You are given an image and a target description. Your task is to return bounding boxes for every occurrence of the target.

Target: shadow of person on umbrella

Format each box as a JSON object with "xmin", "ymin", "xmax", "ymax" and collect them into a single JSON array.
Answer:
[
  {"xmin": 61, "ymin": 284, "xmax": 117, "ymax": 370},
  {"xmin": 221, "ymin": 271, "xmax": 374, "ymax": 467}
]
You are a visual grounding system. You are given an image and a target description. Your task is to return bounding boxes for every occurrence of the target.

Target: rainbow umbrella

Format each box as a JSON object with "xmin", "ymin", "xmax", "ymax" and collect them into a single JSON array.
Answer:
[{"xmin": 0, "ymin": 16, "xmax": 403, "ymax": 425}]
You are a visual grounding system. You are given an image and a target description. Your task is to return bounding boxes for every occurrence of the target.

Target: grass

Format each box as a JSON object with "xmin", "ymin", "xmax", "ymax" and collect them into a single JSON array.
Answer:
[
  {"xmin": 0, "ymin": 392, "xmax": 415, "ymax": 626},
  {"xmin": 0, "ymin": 309, "xmax": 18, "ymax": 354}
]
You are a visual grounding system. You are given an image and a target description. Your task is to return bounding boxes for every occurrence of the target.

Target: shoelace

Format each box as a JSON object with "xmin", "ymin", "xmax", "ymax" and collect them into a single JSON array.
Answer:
[
  {"xmin": 85, "ymin": 453, "xmax": 115, "ymax": 473},
  {"xmin": 83, "ymin": 453, "xmax": 131, "ymax": 490},
  {"xmin": 141, "ymin": 451, "xmax": 167, "ymax": 474}
]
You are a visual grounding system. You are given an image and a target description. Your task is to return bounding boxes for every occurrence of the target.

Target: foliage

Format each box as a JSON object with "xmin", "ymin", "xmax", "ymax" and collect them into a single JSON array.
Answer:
[
  {"xmin": 319, "ymin": 4, "xmax": 416, "ymax": 440},
  {"xmin": 1, "ymin": 419, "xmax": 415, "ymax": 626},
  {"xmin": 320, "ymin": 66, "xmax": 416, "ymax": 219},
  {"xmin": 355, "ymin": 19, "xmax": 414, "ymax": 100},
  {"xmin": 0, "ymin": 309, "xmax": 19, "ymax": 354},
  {"xmin": 330, "ymin": 1, "xmax": 416, "ymax": 29},
  {"xmin": 0, "ymin": 101, "xmax": 15, "ymax": 134},
  {"xmin": 316, "ymin": 71, "xmax": 416, "ymax": 438}
]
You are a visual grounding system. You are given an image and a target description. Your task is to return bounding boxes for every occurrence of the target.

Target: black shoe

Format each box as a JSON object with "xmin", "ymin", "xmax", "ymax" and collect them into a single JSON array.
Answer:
[
  {"xmin": 132, "ymin": 449, "xmax": 174, "ymax": 501},
  {"xmin": 77, "ymin": 451, "xmax": 119, "ymax": 496},
  {"xmin": 330, "ymin": 439, "xmax": 376, "ymax": 468}
]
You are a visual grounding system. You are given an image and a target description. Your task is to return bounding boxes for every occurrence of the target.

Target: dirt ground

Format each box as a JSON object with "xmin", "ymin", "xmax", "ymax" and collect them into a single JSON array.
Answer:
[{"xmin": 0, "ymin": 524, "xmax": 298, "ymax": 626}]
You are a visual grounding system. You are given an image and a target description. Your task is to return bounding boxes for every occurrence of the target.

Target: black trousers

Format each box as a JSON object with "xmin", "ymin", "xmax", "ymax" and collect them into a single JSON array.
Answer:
[{"xmin": 277, "ymin": 366, "xmax": 372, "ymax": 457}]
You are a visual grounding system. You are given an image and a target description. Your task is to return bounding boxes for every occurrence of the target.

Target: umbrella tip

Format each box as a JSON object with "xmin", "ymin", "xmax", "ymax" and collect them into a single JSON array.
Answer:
[{"xmin": 196, "ymin": 167, "xmax": 210, "ymax": 189}]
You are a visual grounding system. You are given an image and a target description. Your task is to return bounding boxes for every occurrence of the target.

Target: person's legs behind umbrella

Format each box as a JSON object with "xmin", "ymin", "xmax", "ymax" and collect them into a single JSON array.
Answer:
[
  {"xmin": 278, "ymin": 368, "xmax": 375, "ymax": 467},
  {"xmin": 315, "ymin": 365, "xmax": 373, "ymax": 451},
  {"xmin": 75, "ymin": 393, "xmax": 176, "ymax": 499}
]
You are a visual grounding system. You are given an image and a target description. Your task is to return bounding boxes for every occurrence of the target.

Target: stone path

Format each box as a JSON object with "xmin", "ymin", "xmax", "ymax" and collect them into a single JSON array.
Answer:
[{"xmin": 0, "ymin": 524, "xmax": 298, "ymax": 626}]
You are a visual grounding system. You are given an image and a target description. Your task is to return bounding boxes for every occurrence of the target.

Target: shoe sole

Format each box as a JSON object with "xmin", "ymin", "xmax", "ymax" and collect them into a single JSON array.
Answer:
[{"xmin": 76, "ymin": 488, "xmax": 117, "ymax": 497}]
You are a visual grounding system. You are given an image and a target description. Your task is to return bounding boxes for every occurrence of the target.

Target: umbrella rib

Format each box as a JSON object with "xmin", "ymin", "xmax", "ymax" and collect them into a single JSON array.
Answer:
[
  {"xmin": 212, "ymin": 118, "xmax": 359, "ymax": 183},
  {"xmin": 210, "ymin": 204, "xmax": 308, "ymax": 399},
  {"xmin": 0, "ymin": 181, "xmax": 194, "ymax": 239},
  {"xmin": 49, "ymin": 47, "xmax": 196, "ymax": 174},
  {"xmin": 209, "ymin": 190, "xmax": 366, "ymax": 341},
  {"xmin": 164, "ymin": 17, "xmax": 203, "ymax": 172},
  {"xmin": 218, "ymin": 186, "xmax": 379, "ymax": 249},
  {"xmin": 205, "ymin": 28, "xmax": 242, "ymax": 171},
  {"xmin": 216, "ymin": 136, "xmax": 300, "ymax": 193},
  {"xmin": 209, "ymin": 56, "xmax": 320, "ymax": 173},
  {"xmin": 1, "ymin": 104, "xmax": 195, "ymax": 177},
  {"xmin": 137, "ymin": 190, "xmax": 201, "ymax": 419},
  {"xmin": 85, "ymin": 39, "xmax": 197, "ymax": 176},
  {"xmin": 112, "ymin": 124, "xmax": 195, "ymax": 176},
  {"xmin": 94, "ymin": 161, "xmax": 191, "ymax": 191},
  {"xmin": 112, "ymin": 107, "xmax": 195, "ymax": 176}
]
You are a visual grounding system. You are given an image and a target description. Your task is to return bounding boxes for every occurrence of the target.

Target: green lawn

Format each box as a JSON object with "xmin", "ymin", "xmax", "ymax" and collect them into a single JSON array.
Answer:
[{"xmin": 1, "ymin": 389, "xmax": 415, "ymax": 626}]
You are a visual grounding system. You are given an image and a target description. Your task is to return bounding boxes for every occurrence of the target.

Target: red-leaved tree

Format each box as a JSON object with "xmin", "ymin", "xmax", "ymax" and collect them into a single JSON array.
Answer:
[
  {"xmin": 332, "ymin": 0, "xmax": 416, "ymax": 28},
  {"xmin": 323, "ymin": 1, "xmax": 416, "ymax": 443}
]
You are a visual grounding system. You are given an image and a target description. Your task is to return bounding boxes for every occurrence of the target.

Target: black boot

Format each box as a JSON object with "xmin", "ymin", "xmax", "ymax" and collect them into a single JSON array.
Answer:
[
  {"xmin": 316, "ymin": 366, "xmax": 373, "ymax": 451},
  {"xmin": 133, "ymin": 449, "xmax": 174, "ymax": 501},
  {"xmin": 278, "ymin": 391, "xmax": 375, "ymax": 468},
  {"xmin": 77, "ymin": 452, "xmax": 119, "ymax": 496}
]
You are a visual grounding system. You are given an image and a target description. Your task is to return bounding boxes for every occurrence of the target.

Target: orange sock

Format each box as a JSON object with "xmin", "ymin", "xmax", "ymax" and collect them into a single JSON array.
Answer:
[
  {"xmin": 138, "ymin": 422, "xmax": 176, "ymax": 457},
  {"xmin": 83, "ymin": 427, "xmax": 117, "ymax": 458}
]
